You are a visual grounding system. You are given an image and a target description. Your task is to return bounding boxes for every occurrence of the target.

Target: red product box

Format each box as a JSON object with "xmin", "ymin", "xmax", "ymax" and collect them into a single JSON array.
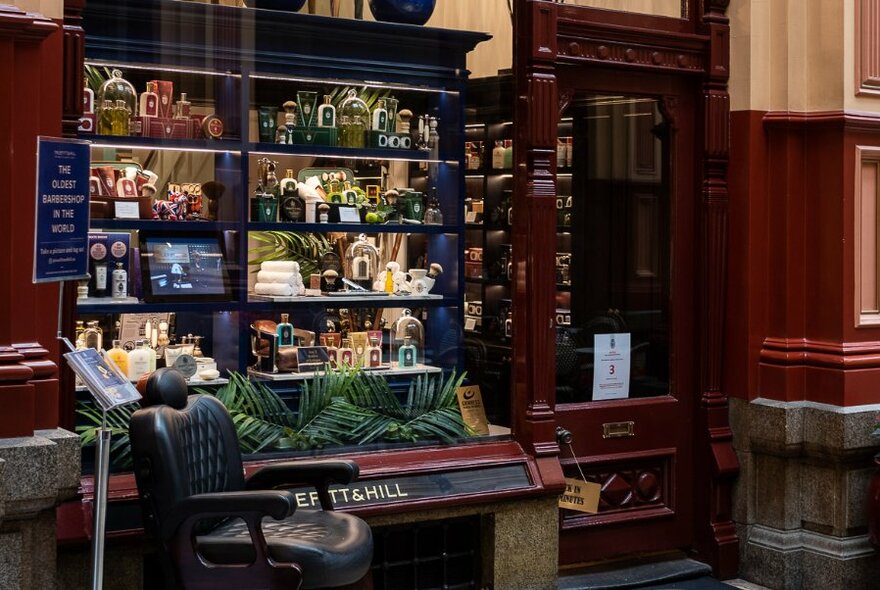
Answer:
[
  {"xmin": 145, "ymin": 117, "xmax": 193, "ymax": 139},
  {"xmin": 149, "ymin": 80, "xmax": 174, "ymax": 119},
  {"xmin": 465, "ymin": 261, "xmax": 483, "ymax": 279}
]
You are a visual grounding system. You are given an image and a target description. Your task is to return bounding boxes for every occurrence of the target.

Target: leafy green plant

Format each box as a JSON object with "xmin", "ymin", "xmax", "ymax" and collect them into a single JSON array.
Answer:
[
  {"xmin": 328, "ymin": 86, "xmax": 392, "ymax": 112},
  {"xmin": 76, "ymin": 402, "xmax": 138, "ymax": 470},
  {"xmin": 77, "ymin": 367, "xmax": 473, "ymax": 471},
  {"xmin": 249, "ymin": 231, "xmax": 333, "ymax": 280},
  {"xmin": 84, "ymin": 64, "xmax": 113, "ymax": 93}
]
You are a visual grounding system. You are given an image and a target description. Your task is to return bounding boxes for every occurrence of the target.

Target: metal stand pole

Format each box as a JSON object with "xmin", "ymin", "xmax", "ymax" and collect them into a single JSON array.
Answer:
[{"xmin": 91, "ymin": 411, "xmax": 111, "ymax": 590}]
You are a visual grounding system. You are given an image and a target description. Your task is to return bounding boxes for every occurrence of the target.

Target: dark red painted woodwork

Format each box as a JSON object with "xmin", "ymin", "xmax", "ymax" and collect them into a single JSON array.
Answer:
[
  {"xmin": 0, "ymin": 5, "xmax": 62, "ymax": 435},
  {"xmin": 868, "ymin": 458, "xmax": 880, "ymax": 547},
  {"xmin": 741, "ymin": 111, "xmax": 880, "ymax": 406},
  {"xmin": 516, "ymin": 0, "xmax": 736, "ymax": 578},
  {"xmin": 56, "ymin": 439, "xmax": 550, "ymax": 544}
]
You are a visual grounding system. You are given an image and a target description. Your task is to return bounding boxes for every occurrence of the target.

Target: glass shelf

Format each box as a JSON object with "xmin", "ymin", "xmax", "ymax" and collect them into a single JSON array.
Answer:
[
  {"xmin": 88, "ymin": 136, "xmax": 241, "ymax": 153},
  {"xmin": 249, "ymin": 363, "xmax": 442, "ymax": 382},
  {"xmin": 247, "ymin": 222, "xmax": 457, "ymax": 234},
  {"xmin": 90, "ymin": 220, "xmax": 239, "ymax": 231},
  {"xmin": 246, "ymin": 295, "xmax": 455, "ymax": 311},
  {"xmin": 249, "ymin": 142, "xmax": 453, "ymax": 163},
  {"xmin": 76, "ymin": 301, "xmax": 240, "ymax": 314}
]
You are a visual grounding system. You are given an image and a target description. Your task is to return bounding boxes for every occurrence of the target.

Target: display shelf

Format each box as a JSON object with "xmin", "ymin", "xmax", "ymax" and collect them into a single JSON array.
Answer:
[
  {"xmin": 247, "ymin": 222, "xmax": 457, "ymax": 235},
  {"xmin": 76, "ymin": 301, "xmax": 240, "ymax": 314},
  {"xmin": 88, "ymin": 135, "xmax": 241, "ymax": 153},
  {"xmin": 246, "ymin": 295, "xmax": 453, "ymax": 311},
  {"xmin": 249, "ymin": 142, "xmax": 446, "ymax": 164},
  {"xmin": 76, "ymin": 377, "xmax": 228, "ymax": 392},
  {"xmin": 250, "ymin": 363, "xmax": 442, "ymax": 382},
  {"xmin": 465, "ymin": 277, "xmax": 509, "ymax": 286},
  {"xmin": 90, "ymin": 219, "xmax": 239, "ymax": 231}
]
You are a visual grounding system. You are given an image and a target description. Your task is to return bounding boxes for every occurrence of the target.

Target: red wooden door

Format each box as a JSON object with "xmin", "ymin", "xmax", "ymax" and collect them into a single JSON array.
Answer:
[{"xmin": 554, "ymin": 69, "xmax": 698, "ymax": 565}]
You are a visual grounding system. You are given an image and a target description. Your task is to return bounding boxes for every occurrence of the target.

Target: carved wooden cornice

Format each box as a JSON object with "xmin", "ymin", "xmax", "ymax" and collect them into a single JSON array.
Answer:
[{"xmin": 0, "ymin": 4, "xmax": 58, "ymax": 40}]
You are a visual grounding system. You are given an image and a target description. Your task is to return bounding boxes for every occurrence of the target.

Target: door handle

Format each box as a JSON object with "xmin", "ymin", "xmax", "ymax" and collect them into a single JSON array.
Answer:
[{"xmin": 556, "ymin": 426, "xmax": 573, "ymax": 445}]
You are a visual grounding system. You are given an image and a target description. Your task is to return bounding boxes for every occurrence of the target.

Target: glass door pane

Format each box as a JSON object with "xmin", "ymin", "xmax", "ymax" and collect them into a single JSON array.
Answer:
[{"xmin": 557, "ymin": 94, "xmax": 670, "ymax": 404}]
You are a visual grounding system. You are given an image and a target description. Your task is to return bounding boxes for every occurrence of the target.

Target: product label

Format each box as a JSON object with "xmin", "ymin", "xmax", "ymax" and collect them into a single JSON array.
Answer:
[{"xmin": 455, "ymin": 385, "xmax": 489, "ymax": 435}]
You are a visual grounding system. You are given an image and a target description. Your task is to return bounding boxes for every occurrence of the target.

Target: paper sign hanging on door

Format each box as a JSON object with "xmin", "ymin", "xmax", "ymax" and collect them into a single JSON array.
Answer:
[
  {"xmin": 558, "ymin": 478, "xmax": 601, "ymax": 513},
  {"xmin": 592, "ymin": 333, "xmax": 631, "ymax": 401}
]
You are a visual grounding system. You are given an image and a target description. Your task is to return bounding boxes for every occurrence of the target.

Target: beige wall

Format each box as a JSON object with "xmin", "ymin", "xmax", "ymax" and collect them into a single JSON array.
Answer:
[
  {"xmin": 730, "ymin": 0, "xmax": 880, "ymax": 114},
  {"xmin": 566, "ymin": 0, "xmax": 682, "ymax": 18},
  {"xmin": 313, "ymin": 0, "xmax": 512, "ymax": 79},
  {"xmin": 11, "ymin": 0, "xmax": 62, "ymax": 19}
]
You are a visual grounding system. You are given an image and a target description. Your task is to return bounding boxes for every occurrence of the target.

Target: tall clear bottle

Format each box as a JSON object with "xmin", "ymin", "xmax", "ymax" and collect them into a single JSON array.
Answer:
[{"xmin": 127, "ymin": 339, "xmax": 152, "ymax": 381}]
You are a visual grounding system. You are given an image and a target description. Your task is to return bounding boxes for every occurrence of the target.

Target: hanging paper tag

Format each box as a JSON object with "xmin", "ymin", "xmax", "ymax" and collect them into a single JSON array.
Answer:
[
  {"xmin": 456, "ymin": 385, "xmax": 490, "ymax": 435},
  {"xmin": 558, "ymin": 477, "xmax": 601, "ymax": 513}
]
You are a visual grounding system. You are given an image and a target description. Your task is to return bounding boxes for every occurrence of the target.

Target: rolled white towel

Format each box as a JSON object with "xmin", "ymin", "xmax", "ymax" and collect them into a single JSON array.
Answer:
[
  {"xmin": 254, "ymin": 282, "xmax": 295, "ymax": 297},
  {"xmin": 256, "ymin": 270, "xmax": 296, "ymax": 285},
  {"xmin": 260, "ymin": 261, "xmax": 297, "ymax": 273}
]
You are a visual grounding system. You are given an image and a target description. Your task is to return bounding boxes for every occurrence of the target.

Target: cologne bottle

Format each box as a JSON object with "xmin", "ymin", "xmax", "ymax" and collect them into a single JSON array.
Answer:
[
  {"xmin": 367, "ymin": 337, "xmax": 382, "ymax": 368},
  {"xmin": 111, "ymin": 262, "xmax": 127, "ymax": 298},
  {"xmin": 565, "ymin": 137, "xmax": 573, "ymax": 168},
  {"xmin": 325, "ymin": 341, "xmax": 339, "ymax": 366},
  {"xmin": 503, "ymin": 139, "xmax": 513, "ymax": 169},
  {"xmin": 127, "ymin": 340, "xmax": 152, "ymax": 381},
  {"xmin": 280, "ymin": 169, "xmax": 298, "ymax": 195},
  {"xmin": 339, "ymin": 338, "xmax": 355, "ymax": 366},
  {"xmin": 139, "ymin": 82, "xmax": 159, "ymax": 117},
  {"xmin": 74, "ymin": 320, "xmax": 86, "ymax": 349},
  {"xmin": 175, "ymin": 92, "xmax": 191, "ymax": 119},
  {"xmin": 84, "ymin": 321, "xmax": 103, "ymax": 351},
  {"xmin": 106, "ymin": 340, "xmax": 129, "ymax": 376},
  {"xmin": 277, "ymin": 313, "xmax": 294, "ymax": 347},
  {"xmin": 338, "ymin": 89, "xmax": 369, "ymax": 148},
  {"xmin": 111, "ymin": 99, "xmax": 131, "ymax": 136},
  {"xmin": 557, "ymin": 138, "xmax": 566, "ymax": 168},
  {"xmin": 424, "ymin": 187, "xmax": 443, "ymax": 225},
  {"xmin": 92, "ymin": 261, "xmax": 108, "ymax": 297},
  {"xmin": 398, "ymin": 336, "xmax": 417, "ymax": 368},
  {"xmin": 97, "ymin": 100, "xmax": 114, "ymax": 135},
  {"xmin": 492, "ymin": 140, "xmax": 505, "ymax": 169},
  {"xmin": 372, "ymin": 99, "xmax": 388, "ymax": 133},
  {"xmin": 83, "ymin": 77, "xmax": 94, "ymax": 114},
  {"xmin": 318, "ymin": 95, "xmax": 336, "ymax": 128}
]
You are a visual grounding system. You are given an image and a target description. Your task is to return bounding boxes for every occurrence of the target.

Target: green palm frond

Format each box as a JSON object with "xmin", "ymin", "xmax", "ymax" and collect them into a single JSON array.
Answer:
[
  {"xmin": 404, "ymin": 407, "xmax": 468, "ymax": 443},
  {"xmin": 76, "ymin": 401, "xmax": 137, "ymax": 470},
  {"xmin": 249, "ymin": 231, "xmax": 332, "ymax": 279}
]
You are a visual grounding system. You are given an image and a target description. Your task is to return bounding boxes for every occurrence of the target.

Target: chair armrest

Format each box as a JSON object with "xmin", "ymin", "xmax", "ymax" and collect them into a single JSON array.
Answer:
[
  {"xmin": 245, "ymin": 460, "xmax": 360, "ymax": 510},
  {"xmin": 162, "ymin": 490, "xmax": 296, "ymax": 542}
]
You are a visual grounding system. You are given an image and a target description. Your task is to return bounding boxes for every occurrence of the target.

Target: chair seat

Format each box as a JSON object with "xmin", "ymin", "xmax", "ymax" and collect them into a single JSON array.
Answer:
[{"xmin": 197, "ymin": 510, "xmax": 373, "ymax": 589}]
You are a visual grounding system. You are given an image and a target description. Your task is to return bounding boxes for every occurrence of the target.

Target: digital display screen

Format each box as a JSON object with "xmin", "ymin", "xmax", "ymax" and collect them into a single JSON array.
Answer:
[{"xmin": 141, "ymin": 235, "xmax": 230, "ymax": 300}]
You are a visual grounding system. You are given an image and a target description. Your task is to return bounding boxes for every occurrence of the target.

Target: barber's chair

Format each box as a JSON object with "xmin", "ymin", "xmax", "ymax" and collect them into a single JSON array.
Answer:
[{"xmin": 129, "ymin": 368, "xmax": 373, "ymax": 590}]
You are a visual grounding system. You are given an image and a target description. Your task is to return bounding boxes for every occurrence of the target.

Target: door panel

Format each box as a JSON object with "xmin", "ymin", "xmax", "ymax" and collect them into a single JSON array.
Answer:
[{"xmin": 555, "ymin": 70, "xmax": 696, "ymax": 565}]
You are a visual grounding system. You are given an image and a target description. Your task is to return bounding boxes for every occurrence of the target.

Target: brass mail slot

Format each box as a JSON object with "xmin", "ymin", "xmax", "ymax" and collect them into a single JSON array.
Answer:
[{"xmin": 602, "ymin": 421, "xmax": 635, "ymax": 439}]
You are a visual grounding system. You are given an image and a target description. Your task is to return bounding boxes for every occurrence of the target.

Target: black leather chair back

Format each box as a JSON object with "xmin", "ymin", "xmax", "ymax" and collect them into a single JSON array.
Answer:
[{"xmin": 130, "ymin": 369, "xmax": 245, "ymax": 539}]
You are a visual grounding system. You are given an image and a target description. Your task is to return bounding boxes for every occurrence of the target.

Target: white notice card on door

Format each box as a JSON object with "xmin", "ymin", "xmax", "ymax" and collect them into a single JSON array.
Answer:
[{"xmin": 592, "ymin": 333, "xmax": 631, "ymax": 401}]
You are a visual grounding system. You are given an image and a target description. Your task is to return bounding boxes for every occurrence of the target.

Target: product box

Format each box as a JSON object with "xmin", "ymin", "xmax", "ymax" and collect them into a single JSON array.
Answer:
[
  {"xmin": 289, "ymin": 126, "xmax": 337, "ymax": 147},
  {"xmin": 149, "ymin": 80, "xmax": 174, "ymax": 119},
  {"xmin": 87, "ymin": 232, "xmax": 132, "ymax": 297},
  {"xmin": 465, "ymin": 260, "xmax": 482, "ymax": 279},
  {"xmin": 369, "ymin": 130, "xmax": 412, "ymax": 150},
  {"xmin": 144, "ymin": 117, "xmax": 194, "ymax": 140}
]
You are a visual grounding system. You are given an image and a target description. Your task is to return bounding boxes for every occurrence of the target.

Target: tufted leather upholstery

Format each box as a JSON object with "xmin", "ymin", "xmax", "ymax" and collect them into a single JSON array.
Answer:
[{"xmin": 130, "ymin": 375, "xmax": 373, "ymax": 589}]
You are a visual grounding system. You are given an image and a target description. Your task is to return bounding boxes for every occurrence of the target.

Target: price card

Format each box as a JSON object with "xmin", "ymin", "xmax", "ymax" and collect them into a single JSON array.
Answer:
[
  {"xmin": 558, "ymin": 478, "xmax": 601, "ymax": 513},
  {"xmin": 464, "ymin": 317, "xmax": 477, "ymax": 332},
  {"xmin": 114, "ymin": 200, "xmax": 140, "ymax": 219},
  {"xmin": 592, "ymin": 333, "xmax": 631, "ymax": 401},
  {"xmin": 456, "ymin": 385, "xmax": 490, "ymax": 435},
  {"xmin": 338, "ymin": 207, "xmax": 360, "ymax": 223}
]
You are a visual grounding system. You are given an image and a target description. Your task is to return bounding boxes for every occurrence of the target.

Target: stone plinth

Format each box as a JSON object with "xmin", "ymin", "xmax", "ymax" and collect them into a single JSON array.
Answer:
[
  {"xmin": 731, "ymin": 398, "xmax": 880, "ymax": 590},
  {"xmin": 0, "ymin": 429, "xmax": 81, "ymax": 590}
]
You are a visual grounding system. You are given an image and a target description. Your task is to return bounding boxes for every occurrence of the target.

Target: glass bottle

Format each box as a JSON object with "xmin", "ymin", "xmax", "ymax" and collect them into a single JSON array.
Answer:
[
  {"xmin": 338, "ymin": 89, "xmax": 369, "ymax": 148},
  {"xmin": 106, "ymin": 340, "xmax": 129, "ymax": 376},
  {"xmin": 111, "ymin": 262, "xmax": 127, "ymax": 298},
  {"xmin": 557, "ymin": 138, "xmax": 566, "ymax": 168},
  {"xmin": 97, "ymin": 100, "xmax": 114, "ymax": 135},
  {"xmin": 277, "ymin": 313, "xmax": 294, "ymax": 347},
  {"xmin": 503, "ymin": 139, "xmax": 514, "ymax": 169},
  {"xmin": 92, "ymin": 261, "xmax": 108, "ymax": 297},
  {"xmin": 492, "ymin": 140, "xmax": 505, "ymax": 169},
  {"xmin": 111, "ymin": 99, "xmax": 131, "ymax": 136},
  {"xmin": 74, "ymin": 320, "xmax": 86, "ymax": 350},
  {"xmin": 424, "ymin": 187, "xmax": 443, "ymax": 225},
  {"xmin": 175, "ymin": 92, "xmax": 191, "ymax": 119},
  {"xmin": 139, "ymin": 82, "xmax": 159, "ymax": 117},
  {"xmin": 84, "ymin": 321, "xmax": 103, "ymax": 351},
  {"xmin": 318, "ymin": 94, "xmax": 336, "ymax": 128},
  {"xmin": 339, "ymin": 338, "xmax": 355, "ymax": 367},
  {"xmin": 344, "ymin": 233, "xmax": 380, "ymax": 287},
  {"xmin": 127, "ymin": 339, "xmax": 152, "ymax": 381},
  {"xmin": 367, "ymin": 337, "xmax": 382, "ymax": 368},
  {"xmin": 565, "ymin": 137, "xmax": 573, "ymax": 168},
  {"xmin": 83, "ymin": 76, "xmax": 94, "ymax": 114},
  {"xmin": 96, "ymin": 69, "xmax": 136, "ymax": 135},
  {"xmin": 398, "ymin": 336, "xmax": 417, "ymax": 368},
  {"xmin": 280, "ymin": 169, "xmax": 297, "ymax": 195},
  {"xmin": 372, "ymin": 99, "xmax": 388, "ymax": 133}
]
